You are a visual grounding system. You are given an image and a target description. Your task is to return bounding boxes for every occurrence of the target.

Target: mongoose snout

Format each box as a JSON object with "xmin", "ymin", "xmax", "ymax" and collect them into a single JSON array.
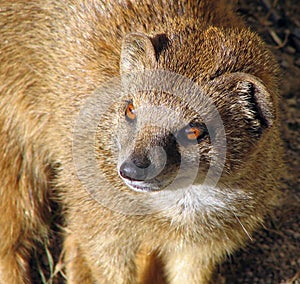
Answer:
[{"xmin": 119, "ymin": 129, "xmax": 182, "ymax": 191}]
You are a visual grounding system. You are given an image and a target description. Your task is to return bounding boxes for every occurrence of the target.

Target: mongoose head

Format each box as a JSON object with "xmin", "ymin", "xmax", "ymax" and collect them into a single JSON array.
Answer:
[{"xmin": 96, "ymin": 26, "xmax": 277, "ymax": 194}]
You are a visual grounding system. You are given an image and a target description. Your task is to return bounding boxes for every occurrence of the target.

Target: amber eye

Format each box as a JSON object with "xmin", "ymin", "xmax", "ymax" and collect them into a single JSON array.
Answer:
[
  {"xmin": 125, "ymin": 102, "xmax": 136, "ymax": 121},
  {"xmin": 177, "ymin": 123, "xmax": 208, "ymax": 146},
  {"xmin": 185, "ymin": 127, "xmax": 202, "ymax": 141}
]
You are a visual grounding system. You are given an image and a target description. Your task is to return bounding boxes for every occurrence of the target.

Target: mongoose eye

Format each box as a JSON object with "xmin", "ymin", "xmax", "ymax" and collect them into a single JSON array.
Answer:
[
  {"xmin": 177, "ymin": 123, "xmax": 208, "ymax": 145},
  {"xmin": 125, "ymin": 102, "xmax": 136, "ymax": 121},
  {"xmin": 186, "ymin": 127, "xmax": 202, "ymax": 140}
]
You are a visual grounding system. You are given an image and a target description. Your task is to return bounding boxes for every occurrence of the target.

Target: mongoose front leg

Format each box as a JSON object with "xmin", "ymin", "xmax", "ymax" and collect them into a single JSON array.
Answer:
[
  {"xmin": 64, "ymin": 234, "xmax": 95, "ymax": 284},
  {"xmin": 163, "ymin": 245, "xmax": 215, "ymax": 284},
  {"xmin": 64, "ymin": 232, "xmax": 138, "ymax": 284}
]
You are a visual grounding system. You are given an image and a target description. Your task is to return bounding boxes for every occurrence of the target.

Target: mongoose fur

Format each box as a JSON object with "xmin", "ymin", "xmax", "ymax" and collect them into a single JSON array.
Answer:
[{"xmin": 0, "ymin": 0, "xmax": 283, "ymax": 283}]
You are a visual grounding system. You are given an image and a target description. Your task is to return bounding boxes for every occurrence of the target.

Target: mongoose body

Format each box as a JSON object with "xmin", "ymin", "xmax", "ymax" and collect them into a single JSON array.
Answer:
[{"xmin": 0, "ymin": 0, "xmax": 283, "ymax": 283}]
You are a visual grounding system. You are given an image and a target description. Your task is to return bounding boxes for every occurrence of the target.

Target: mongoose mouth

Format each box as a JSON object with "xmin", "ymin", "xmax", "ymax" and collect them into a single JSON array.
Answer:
[{"xmin": 122, "ymin": 178, "xmax": 161, "ymax": 193}]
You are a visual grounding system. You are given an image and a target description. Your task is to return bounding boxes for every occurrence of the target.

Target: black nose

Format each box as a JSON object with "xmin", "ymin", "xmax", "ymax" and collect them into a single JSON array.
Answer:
[{"xmin": 119, "ymin": 156, "xmax": 151, "ymax": 181}]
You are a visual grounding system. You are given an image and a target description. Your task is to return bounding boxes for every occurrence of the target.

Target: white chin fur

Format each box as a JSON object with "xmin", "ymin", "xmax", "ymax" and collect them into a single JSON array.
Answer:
[
  {"xmin": 119, "ymin": 175, "xmax": 252, "ymax": 221},
  {"xmin": 151, "ymin": 184, "xmax": 251, "ymax": 218}
]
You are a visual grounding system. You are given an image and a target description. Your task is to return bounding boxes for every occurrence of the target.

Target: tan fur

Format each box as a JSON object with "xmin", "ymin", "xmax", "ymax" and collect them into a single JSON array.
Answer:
[
  {"xmin": 0, "ymin": 0, "xmax": 283, "ymax": 283},
  {"xmin": 136, "ymin": 247, "xmax": 166, "ymax": 284}
]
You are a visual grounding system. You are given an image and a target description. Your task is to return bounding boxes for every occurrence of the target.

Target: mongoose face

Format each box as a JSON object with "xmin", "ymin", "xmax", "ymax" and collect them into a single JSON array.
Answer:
[
  {"xmin": 96, "ymin": 30, "xmax": 275, "ymax": 195},
  {"xmin": 116, "ymin": 92, "xmax": 211, "ymax": 192}
]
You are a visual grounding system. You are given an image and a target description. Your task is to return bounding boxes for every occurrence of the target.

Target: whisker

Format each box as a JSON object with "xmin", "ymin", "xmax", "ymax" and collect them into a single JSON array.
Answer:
[{"xmin": 233, "ymin": 212, "xmax": 253, "ymax": 242}]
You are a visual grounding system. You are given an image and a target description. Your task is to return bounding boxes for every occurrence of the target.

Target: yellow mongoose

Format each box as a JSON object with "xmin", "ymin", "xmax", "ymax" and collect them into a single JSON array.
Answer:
[{"xmin": 0, "ymin": 0, "xmax": 283, "ymax": 283}]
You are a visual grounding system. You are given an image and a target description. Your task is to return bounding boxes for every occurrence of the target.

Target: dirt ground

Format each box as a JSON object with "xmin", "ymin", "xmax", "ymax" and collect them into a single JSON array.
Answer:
[
  {"xmin": 217, "ymin": 0, "xmax": 300, "ymax": 283},
  {"xmin": 31, "ymin": 1, "xmax": 300, "ymax": 283}
]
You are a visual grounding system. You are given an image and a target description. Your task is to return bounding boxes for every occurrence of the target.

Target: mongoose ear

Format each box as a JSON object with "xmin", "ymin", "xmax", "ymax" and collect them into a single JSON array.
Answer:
[
  {"xmin": 233, "ymin": 73, "xmax": 275, "ymax": 130},
  {"xmin": 214, "ymin": 72, "xmax": 275, "ymax": 131},
  {"xmin": 120, "ymin": 32, "xmax": 158, "ymax": 74}
]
